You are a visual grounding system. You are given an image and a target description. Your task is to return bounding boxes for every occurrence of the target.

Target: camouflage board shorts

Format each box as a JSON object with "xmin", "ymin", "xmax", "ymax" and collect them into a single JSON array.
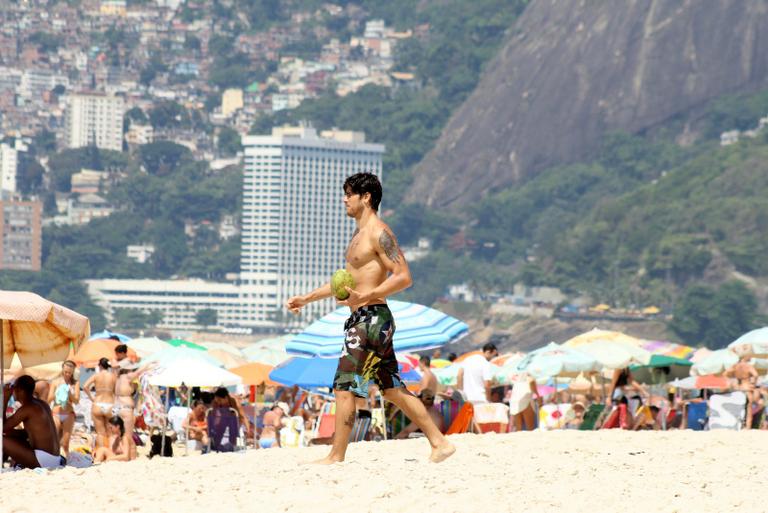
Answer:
[{"xmin": 333, "ymin": 304, "xmax": 405, "ymax": 398}]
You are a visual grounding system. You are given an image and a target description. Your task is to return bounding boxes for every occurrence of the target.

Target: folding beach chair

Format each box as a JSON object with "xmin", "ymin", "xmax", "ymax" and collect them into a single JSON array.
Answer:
[
  {"xmin": 438, "ymin": 397, "xmax": 464, "ymax": 434},
  {"xmin": 708, "ymin": 392, "xmax": 746, "ymax": 430},
  {"xmin": 601, "ymin": 404, "xmax": 629, "ymax": 429},
  {"xmin": 579, "ymin": 404, "xmax": 605, "ymax": 430},
  {"xmin": 473, "ymin": 402, "xmax": 510, "ymax": 433},
  {"xmin": 207, "ymin": 407, "xmax": 241, "ymax": 452},
  {"xmin": 445, "ymin": 402, "xmax": 475, "ymax": 434},
  {"xmin": 685, "ymin": 401, "xmax": 708, "ymax": 431},
  {"xmin": 349, "ymin": 411, "xmax": 372, "ymax": 442}
]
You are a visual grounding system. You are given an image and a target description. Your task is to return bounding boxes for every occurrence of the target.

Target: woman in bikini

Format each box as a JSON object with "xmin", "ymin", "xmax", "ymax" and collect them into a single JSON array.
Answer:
[
  {"xmin": 93, "ymin": 416, "xmax": 129, "ymax": 463},
  {"xmin": 83, "ymin": 358, "xmax": 117, "ymax": 448},
  {"xmin": 182, "ymin": 400, "xmax": 209, "ymax": 449},
  {"xmin": 115, "ymin": 359, "xmax": 147, "ymax": 460},
  {"xmin": 47, "ymin": 360, "xmax": 80, "ymax": 457}
]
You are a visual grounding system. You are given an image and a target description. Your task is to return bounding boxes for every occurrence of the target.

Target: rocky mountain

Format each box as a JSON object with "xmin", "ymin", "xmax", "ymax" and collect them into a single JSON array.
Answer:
[{"xmin": 407, "ymin": 0, "xmax": 768, "ymax": 208}]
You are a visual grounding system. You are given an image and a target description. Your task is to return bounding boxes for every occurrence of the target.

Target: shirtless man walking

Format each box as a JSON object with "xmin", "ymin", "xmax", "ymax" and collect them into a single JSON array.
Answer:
[{"xmin": 286, "ymin": 172, "xmax": 455, "ymax": 464}]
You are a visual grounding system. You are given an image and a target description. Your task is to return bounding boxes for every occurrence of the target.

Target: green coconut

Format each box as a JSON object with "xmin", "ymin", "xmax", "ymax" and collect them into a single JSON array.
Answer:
[{"xmin": 331, "ymin": 269, "xmax": 356, "ymax": 300}]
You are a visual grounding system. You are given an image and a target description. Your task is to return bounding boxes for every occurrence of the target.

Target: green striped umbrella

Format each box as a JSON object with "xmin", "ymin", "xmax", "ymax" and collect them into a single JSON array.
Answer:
[
  {"xmin": 630, "ymin": 354, "xmax": 692, "ymax": 384},
  {"xmin": 166, "ymin": 338, "xmax": 207, "ymax": 351}
]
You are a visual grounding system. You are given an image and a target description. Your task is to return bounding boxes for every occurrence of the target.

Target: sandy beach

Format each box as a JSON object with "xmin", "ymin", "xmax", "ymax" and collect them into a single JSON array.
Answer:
[{"xmin": 3, "ymin": 430, "xmax": 767, "ymax": 513}]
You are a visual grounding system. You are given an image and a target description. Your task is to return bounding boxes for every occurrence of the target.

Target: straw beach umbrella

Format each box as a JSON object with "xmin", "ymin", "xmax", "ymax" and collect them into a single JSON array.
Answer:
[{"xmin": 0, "ymin": 290, "xmax": 90, "ymax": 467}]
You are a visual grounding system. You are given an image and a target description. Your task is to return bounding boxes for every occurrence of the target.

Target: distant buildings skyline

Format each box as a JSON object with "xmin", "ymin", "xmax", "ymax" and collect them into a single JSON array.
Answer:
[{"xmin": 87, "ymin": 125, "xmax": 384, "ymax": 333}]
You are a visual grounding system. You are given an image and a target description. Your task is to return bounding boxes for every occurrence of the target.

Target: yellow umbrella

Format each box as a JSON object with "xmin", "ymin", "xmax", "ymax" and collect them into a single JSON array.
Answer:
[{"xmin": 562, "ymin": 328, "xmax": 643, "ymax": 348}]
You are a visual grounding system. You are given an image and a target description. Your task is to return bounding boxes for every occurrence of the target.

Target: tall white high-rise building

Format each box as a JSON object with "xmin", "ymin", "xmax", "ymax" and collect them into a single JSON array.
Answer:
[
  {"xmin": 240, "ymin": 126, "xmax": 384, "ymax": 326},
  {"xmin": 0, "ymin": 143, "xmax": 18, "ymax": 193},
  {"xmin": 65, "ymin": 93, "xmax": 125, "ymax": 152}
]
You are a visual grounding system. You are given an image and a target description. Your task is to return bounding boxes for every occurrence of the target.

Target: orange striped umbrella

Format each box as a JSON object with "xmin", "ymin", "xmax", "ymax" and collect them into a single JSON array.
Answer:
[
  {"xmin": 73, "ymin": 338, "xmax": 137, "ymax": 367},
  {"xmin": 454, "ymin": 350, "xmax": 482, "ymax": 363}
]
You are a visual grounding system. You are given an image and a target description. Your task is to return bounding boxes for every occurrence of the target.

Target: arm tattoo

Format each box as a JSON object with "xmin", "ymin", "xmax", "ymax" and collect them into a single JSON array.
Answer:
[{"xmin": 379, "ymin": 230, "xmax": 401, "ymax": 263}]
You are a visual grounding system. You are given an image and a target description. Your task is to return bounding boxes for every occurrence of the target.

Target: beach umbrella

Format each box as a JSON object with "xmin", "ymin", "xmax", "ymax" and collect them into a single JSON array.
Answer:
[
  {"xmin": 269, "ymin": 357, "xmax": 338, "ymax": 389},
  {"xmin": 630, "ymin": 355, "xmax": 692, "ymax": 384},
  {"xmin": 229, "ymin": 362, "xmax": 281, "ymax": 387},
  {"xmin": 286, "ymin": 300, "xmax": 469, "ymax": 358},
  {"xmin": 126, "ymin": 336, "xmax": 169, "ymax": 358},
  {"xmin": 142, "ymin": 346, "xmax": 224, "ymax": 368},
  {"xmin": 516, "ymin": 342, "xmax": 600, "ymax": 380},
  {"xmin": 166, "ymin": 338, "xmax": 207, "ymax": 351},
  {"xmin": 206, "ymin": 348, "xmax": 248, "ymax": 369},
  {"xmin": 89, "ymin": 329, "xmax": 131, "ymax": 342},
  {"xmin": 454, "ymin": 350, "xmax": 482, "ymax": 363},
  {"xmin": 729, "ymin": 327, "xmax": 768, "ymax": 357},
  {"xmin": 671, "ymin": 375, "xmax": 730, "ymax": 390},
  {"xmin": 689, "ymin": 347, "xmax": 712, "ymax": 363},
  {"xmin": 562, "ymin": 328, "xmax": 643, "ymax": 348},
  {"xmin": 639, "ymin": 340, "xmax": 695, "ymax": 360},
  {"xmin": 148, "ymin": 357, "xmax": 242, "ymax": 388},
  {"xmin": 72, "ymin": 338, "xmax": 138, "ymax": 367},
  {"xmin": 433, "ymin": 364, "xmax": 460, "ymax": 386},
  {"xmin": 0, "ymin": 290, "xmax": 90, "ymax": 468},
  {"xmin": 430, "ymin": 358, "xmax": 452, "ymax": 368},
  {"xmin": 492, "ymin": 354, "xmax": 527, "ymax": 384},
  {"xmin": 199, "ymin": 342, "xmax": 245, "ymax": 356},
  {"xmin": 243, "ymin": 336, "xmax": 290, "ymax": 365},
  {"xmin": 691, "ymin": 349, "xmax": 739, "ymax": 376},
  {"xmin": 576, "ymin": 340, "xmax": 651, "ymax": 369}
]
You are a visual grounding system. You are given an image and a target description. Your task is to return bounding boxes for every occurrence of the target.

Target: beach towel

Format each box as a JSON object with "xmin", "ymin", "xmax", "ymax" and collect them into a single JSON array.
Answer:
[
  {"xmin": 446, "ymin": 402, "xmax": 474, "ymax": 435},
  {"xmin": 279, "ymin": 416, "xmax": 305, "ymax": 448},
  {"xmin": 538, "ymin": 404, "xmax": 573, "ymax": 430},
  {"xmin": 708, "ymin": 392, "xmax": 746, "ymax": 430},
  {"xmin": 473, "ymin": 402, "xmax": 510, "ymax": 433},
  {"xmin": 438, "ymin": 398, "xmax": 463, "ymax": 434},
  {"xmin": 508, "ymin": 378, "xmax": 533, "ymax": 415}
]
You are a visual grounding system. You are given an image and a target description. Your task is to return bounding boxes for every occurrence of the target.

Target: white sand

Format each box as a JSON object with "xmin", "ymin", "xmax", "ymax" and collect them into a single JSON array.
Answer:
[{"xmin": 3, "ymin": 431, "xmax": 766, "ymax": 513}]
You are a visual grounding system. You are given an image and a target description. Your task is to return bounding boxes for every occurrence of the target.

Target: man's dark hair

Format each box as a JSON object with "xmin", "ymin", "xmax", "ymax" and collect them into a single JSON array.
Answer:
[
  {"xmin": 200, "ymin": 391, "xmax": 213, "ymax": 405},
  {"xmin": 214, "ymin": 387, "xmax": 229, "ymax": 399},
  {"xmin": 14, "ymin": 375, "xmax": 35, "ymax": 395},
  {"xmin": 482, "ymin": 342, "xmax": 498, "ymax": 353},
  {"xmin": 447, "ymin": 352, "xmax": 458, "ymax": 362},
  {"xmin": 344, "ymin": 172, "xmax": 382, "ymax": 211},
  {"xmin": 115, "ymin": 344, "xmax": 128, "ymax": 354},
  {"xmin": 420, "ymin": 355, "xmax": 431, "ymax": 366}
]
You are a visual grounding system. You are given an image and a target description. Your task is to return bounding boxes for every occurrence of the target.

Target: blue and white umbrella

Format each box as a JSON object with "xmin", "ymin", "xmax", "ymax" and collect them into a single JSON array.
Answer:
[
  {"xmin": 286, "ymin": 300, "xmax": 469, "ymax": 358},
  {"xmin": 89, "ymin": 330, "xmax": 131, "ymax": 342},
  {"xmin": 269, "ymin": 357, "xmax": 338, "ymax": 389}
]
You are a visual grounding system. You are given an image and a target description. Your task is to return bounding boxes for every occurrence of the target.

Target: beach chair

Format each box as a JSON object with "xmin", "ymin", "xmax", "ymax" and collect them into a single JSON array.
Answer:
[
  {"xmin": 685, "ymin": 401, "xmax": 708, "ymax": 431},
  {"xmin": 279, "ymin": 415, "xmax": 306, "ymax": 448},
  {"xmin": 579, "ymin": 404, "xmax": 605, "ymax": 430},
  {"xmin": 207, "ymin": 407, "xmax": 241, "ymax": 452},
  {"xmin": 707, "ymin": 392, "xmax": 746, "ymax": 430},
  {"xmin": 438, "ymin": 398, "xmax": 464, "ymax": 434},
  {"xmin": 445, "ymin": 402, "xmax": 475, "ymax": 435},
  {"xmin": 349, "ymin": 411, "xmax": 372, "ymax": 442},
  {"xmin": 473, "ymin": 402, "xmax": 510, "ymax": 433},
  {"xmin": 601, "ymin": 404, "xmax": 629, "ymax": 429},
  {"xmin": 538, "ymin": 403, "xmax": 573, "ymax": 430}
]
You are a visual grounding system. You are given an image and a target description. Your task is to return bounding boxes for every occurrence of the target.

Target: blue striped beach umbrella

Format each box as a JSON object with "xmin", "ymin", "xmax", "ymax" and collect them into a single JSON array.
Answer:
[
  {"xmin": 269, "ymin": 357, "xmax": 338, "ymax": 388},
  {"xmin": 286, "ymin": 300, "xmax": 469, "ymax": 358}
]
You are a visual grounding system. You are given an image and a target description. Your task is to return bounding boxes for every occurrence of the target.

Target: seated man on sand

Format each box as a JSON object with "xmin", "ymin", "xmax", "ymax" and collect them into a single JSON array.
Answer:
[
  {"xmin": 2, "ymin": 375, "xmax": 64, "ymax": 469},
  {"xmin": 396, "ymin": 390, "xmax": 443, "ymax": 439}
]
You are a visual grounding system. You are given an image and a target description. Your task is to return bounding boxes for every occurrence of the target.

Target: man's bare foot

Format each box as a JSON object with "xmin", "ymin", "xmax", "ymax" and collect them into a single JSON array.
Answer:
[
  {"xmin": 429, "ymin": 441, "xmax": 456, "ymax": 463},
  {"xmin": 308, "ymin": 455, "xmax": 345, "ymax": 465}
]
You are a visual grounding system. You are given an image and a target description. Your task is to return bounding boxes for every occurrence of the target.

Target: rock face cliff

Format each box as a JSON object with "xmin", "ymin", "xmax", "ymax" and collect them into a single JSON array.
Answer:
[{"xmin": 407, "ymin": 0, "xmax": 768, "ymax": 208}]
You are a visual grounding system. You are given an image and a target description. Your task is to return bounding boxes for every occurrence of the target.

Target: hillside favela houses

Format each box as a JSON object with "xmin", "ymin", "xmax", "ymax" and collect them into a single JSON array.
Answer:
[{"xmin": 87, "ymin": 125, "xmax": 384, "ymax": 332}]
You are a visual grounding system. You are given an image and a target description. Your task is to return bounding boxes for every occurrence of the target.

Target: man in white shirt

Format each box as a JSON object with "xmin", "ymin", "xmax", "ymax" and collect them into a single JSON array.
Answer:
[{"xmin": 457, "ymin": 343, "xmax": 498, "ymax": 403}]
